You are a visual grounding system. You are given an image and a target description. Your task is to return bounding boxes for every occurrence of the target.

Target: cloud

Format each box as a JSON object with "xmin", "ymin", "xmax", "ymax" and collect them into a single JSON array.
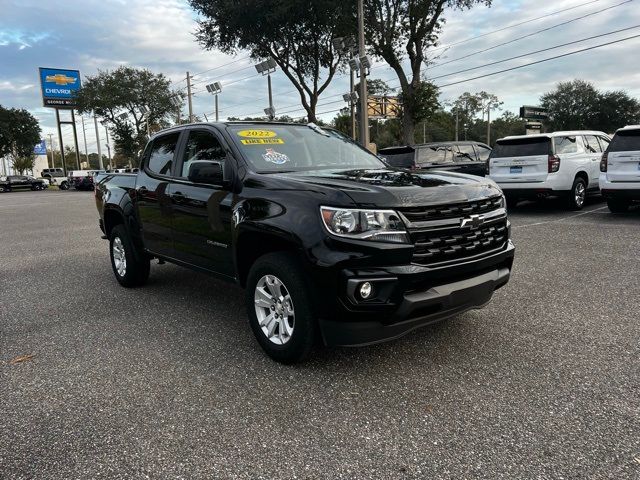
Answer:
[{"xmin": 0, "ymin": 0, "xmax": 639, "ymax": 151}]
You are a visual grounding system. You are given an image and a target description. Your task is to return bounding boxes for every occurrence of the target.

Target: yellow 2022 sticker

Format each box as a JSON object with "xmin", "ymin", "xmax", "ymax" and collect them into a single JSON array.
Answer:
[
  {"xmin": 240, "ymin": 138, "xmax": 285, "ymax": 145},
  {"xmin": 237, "ymin": 129, "xmax": 277, "ymax": 138}
]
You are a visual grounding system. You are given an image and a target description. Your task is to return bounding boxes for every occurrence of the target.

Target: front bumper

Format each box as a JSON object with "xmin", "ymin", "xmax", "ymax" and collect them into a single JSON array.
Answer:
[{"xmin": 318, "ymin": 240, "xmax": 515, "ymax": 347}]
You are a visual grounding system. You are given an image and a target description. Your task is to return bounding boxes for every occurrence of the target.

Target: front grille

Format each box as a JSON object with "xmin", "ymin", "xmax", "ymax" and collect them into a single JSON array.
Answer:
[
  {"xmin": 399, "ymin": 195, "xmax": 503, "ymax": 223},
  {"xmin": 411, "ymin": 219, "xmax": 508, "ymax": 265}
]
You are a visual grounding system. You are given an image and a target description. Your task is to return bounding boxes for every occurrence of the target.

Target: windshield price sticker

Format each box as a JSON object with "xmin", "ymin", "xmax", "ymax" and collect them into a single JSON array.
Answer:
[
  {"xmin": 262, "ymin": 148, "xmax": 290, "ymax": 165},
  {"xmin": 240, "ymin": 138, "xmax": 285, "ymax": 145},
  {"xmin": 237, "ymin": 129, "xmax": 277, "ymax": 138}
]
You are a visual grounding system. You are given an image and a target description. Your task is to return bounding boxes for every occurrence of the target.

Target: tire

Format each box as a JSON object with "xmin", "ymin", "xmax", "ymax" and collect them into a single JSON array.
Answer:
[
  {"xmin": 607, "ymin": 198, "xmax": 630, "ymax": 213},
  {"xmin": 109, "ymin": 224, "xmax": 150, "ymax": 288},
  {"xmin": 246, "ymin": 252, "xmax": 316, "ymax": 364},
  {"xmin": 0, "ymin": 185, "xmax": 7, "ymax": 193},
  {"xmin": 59, "ymin": 181, "xmax": 69, "ymax": 191},
  {"xmin": 567, "ymin": 177, "xmax": 587, "ymax": 210}
]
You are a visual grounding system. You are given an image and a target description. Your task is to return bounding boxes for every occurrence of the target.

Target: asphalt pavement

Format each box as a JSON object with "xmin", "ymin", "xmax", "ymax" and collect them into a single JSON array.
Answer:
[{"xmin": 1, "ymin": 190, "xmax": 639, "ymax": 479}]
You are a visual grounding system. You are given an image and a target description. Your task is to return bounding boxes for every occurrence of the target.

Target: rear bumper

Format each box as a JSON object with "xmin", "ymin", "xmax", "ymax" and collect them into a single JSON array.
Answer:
[
  {"xmin": 318, "ymin": 241, "xmax": 514, "ymax": 347},
  {"xmin": 600, "ymin": 188, "xmax": 640, "ymax": 200}
]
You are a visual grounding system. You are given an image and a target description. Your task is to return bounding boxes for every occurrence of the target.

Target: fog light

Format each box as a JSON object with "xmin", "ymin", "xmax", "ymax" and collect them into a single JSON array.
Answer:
[{"xmin": 359, "ymin": 282, "xmax": 373, "ymax": 299}]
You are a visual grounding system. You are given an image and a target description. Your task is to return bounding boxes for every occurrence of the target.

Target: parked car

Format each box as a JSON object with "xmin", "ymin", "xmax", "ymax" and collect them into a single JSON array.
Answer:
[
  {"xmin": 41, "ymin": 168, "xmax": 70, "ymax": 189},
  {"xmin": 0, "ymin": 175, "xmax": 46, "ymax": 192},
  {"xmin": 68, "ymin": 170, "xmax": 95, "ymax": 190},
  {"xmin": 378, "ymin": 141, "xmax": 492, "ymax": 177},
  {"xmin": 600, "ymin": 125, "xmax": 640, "ymax": 212},
  {"xmin": 95, "ymin": 122, "xmax": 514, "ymax": 363},
  {"xmin": 37, "ymin": 177, "xmax": 50, "ymax": 188},
  {"xmin": 488, "ymin": 131, "xmax": 611, "ymax": 209}
]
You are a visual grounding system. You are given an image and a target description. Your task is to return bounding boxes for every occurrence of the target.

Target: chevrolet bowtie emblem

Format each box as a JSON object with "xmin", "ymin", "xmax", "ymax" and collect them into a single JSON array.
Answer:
[
  {"xmin": 460, "ymin": 214, "xmax": 485, "ymax": 230},
  {"xmin": 45, "ymin": 74, "xmax": 77, "ymax": 86}
]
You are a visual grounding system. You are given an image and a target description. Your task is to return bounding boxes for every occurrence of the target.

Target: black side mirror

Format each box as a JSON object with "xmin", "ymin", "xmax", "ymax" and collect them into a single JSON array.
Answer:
[{"xmin": 188, "ymin": 160, "xmax": 224, "ymax": 186}]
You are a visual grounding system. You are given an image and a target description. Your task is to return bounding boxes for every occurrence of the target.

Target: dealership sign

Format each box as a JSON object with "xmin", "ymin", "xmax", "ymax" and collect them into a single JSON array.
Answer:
[
  {"xmin": 519, "ymin": 105, "xmax": 550, "ymax": 121},
  {"xmin": 39, "ymin": 67, "xmax": 81, "ymax": 108},
  {"xmin": 33, "ymin": 139, "xmax": 47, "ymax": 155}
]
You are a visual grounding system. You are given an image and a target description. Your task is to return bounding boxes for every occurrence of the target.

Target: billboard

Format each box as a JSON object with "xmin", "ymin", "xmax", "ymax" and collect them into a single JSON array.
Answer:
[
  {"xmin": 33, "ymin": 139, "xmax": 47, "ymax": 155},
  {"xmin": 39, "ymin": 67, "xmax": 81, "ymax": 108},
  {"xmin": 520, "ymin": 105, "xmax": 549, "ymax": 121},
  {"xmin": 368, "ymin": 95, "xmax": 401, "ymax": 119}
]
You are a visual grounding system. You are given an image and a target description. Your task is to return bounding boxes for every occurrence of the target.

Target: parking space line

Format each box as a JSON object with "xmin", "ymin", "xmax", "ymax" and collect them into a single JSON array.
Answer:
[{"xmin": 513, "ymin": 206, "xmax": 609, "ymax": 229}]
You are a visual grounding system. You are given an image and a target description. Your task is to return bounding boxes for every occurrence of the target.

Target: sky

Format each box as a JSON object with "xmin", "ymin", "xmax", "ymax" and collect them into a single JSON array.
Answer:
[{"xmin": 1, "ymin": 0, "xmax": 639, "ymax": 154}]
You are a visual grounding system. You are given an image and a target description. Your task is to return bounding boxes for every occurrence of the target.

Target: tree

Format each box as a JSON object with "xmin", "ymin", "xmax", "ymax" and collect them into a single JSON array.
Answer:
[
  {"xmin": 595, "ymin": 90, "xmax": 640, "ymax": 133},
  {"xmin": 190, "ymin": 0, "xmax": 354, "ymax": 123},
  {"xmin": 0, "ymin": 105, "xmax": 41, "ymax": 169},
  {"xmin": 540, "ymin": 80, "xmax": 600, "ymax": 131},
  {"xmin": 75, "ymin": 67, "xmax": 183, "ymax": 162},
  {"xmin": 364, "ymin": 0, "xmax": 490, "ymax": 143}
]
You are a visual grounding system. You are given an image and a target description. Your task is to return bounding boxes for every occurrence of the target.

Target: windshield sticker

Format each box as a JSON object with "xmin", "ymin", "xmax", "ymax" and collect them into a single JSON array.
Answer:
[
  {"xmin": 240, "ymin": 138, "xmax": 285, "ymax": 145},
  {"xmin": 262, "ymin": 149, "xmax": 290, "ymax": 165},
  {"xmin": 237, "ymin": 129, "xmax": 277, "ymax": 138}
]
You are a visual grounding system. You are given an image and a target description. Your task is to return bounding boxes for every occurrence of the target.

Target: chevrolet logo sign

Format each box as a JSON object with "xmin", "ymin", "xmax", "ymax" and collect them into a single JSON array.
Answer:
[
  {"xmin": 45, "ymin": 74, "xmax": 77, "ymax": 86},
  {"xmin": 460, "ymin": 214, "xmax": 485, "ymax": 230}
]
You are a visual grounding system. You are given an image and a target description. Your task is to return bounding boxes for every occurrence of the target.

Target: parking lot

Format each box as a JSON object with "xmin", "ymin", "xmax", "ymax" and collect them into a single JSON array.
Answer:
[{"xmin": 1, "ymin": 190, "xmax": 638, "ymax": 479}]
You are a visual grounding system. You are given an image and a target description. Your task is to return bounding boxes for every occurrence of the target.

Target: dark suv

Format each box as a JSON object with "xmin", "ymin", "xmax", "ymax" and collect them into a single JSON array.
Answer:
[
  {"xmin": 95, "ymin": 122, "xmax": 514, "ymax": 363},
  {"xmin": 379, "ymin": 141, "xmax": 491, "ymax": 177}
]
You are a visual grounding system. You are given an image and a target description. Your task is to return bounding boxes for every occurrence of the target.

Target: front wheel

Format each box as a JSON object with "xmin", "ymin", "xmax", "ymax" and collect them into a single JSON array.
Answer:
[
  {"xmin": 246, "ymin": 252, "xmax": 316, "ymax": 364},
  {"xmin": 0, "ymin": 185, "xmax": 7, "ymax": 193},
  {"xmin": 567, "ymin": 177, "xmax": 587, "ymax": 210},
  {"xmin": 607, "ymin": 198, "xmax": 630, "ymax": 213},
  {"xmin": 59, "ymin": 181, "xmax": 69, "ymax": 190},
  {"xmin": 109, "ymin": 225, "xmax": 150, "ymax": 287}
]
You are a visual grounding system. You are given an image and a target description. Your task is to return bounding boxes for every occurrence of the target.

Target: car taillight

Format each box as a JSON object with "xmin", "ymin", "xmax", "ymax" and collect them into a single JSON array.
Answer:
[
  {"xmin": 548, "ymin": 154, "xmax": 560, "ymax": 173},
  {"xmin": 600, "ymin": 152, "xmax": 608, "ymax": 172}
]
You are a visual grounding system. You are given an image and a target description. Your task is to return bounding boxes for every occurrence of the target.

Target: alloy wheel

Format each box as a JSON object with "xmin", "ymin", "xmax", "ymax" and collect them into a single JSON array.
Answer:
[
  {"xmin": 575, "ymin": 182, "xmax": 586, "ymax": 207},
  {"xmin": 112, "ymin": 237, "xmax": 127, "ymax": 277},
  {"xmin": 254, "ymin": 274, "xmax": 295, "ymax": 345}
]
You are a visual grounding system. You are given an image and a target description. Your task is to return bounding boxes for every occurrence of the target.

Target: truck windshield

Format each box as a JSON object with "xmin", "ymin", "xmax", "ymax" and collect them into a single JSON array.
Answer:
[
  {"xmin": 491, "ymin": 137, "xmax": 552, "ymax": 158},
  {"xmin": 227, "ymin": 124, "xmax": 384, "ymax": 172}
]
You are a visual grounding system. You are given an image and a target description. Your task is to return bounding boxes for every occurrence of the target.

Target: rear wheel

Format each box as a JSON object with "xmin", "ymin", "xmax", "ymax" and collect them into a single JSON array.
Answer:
[
  {"xmin": 59, "ymin": 181, "xmax": 69, "ymax": 190},
  {"xmin": 246, "ymin": 252, "xmax": 316, "ymax": 364},
  {"xmin": 567, "ymin": 177, "xmax": 587, "ymax": 210},
  {"xmin": 0, "ymin": 185, "xmax": 7, "ymax": 193},
  {"xmin": 607, "ymin": 198, "xmax": 630, "ymax": 213},
  {"xmin": 109, "ymin": 224, "xmax": 150, "ymax": 287}
]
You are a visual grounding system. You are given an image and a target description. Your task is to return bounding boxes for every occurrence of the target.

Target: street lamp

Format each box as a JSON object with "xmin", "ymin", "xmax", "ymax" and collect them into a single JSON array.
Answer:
[
  {"xmin": 255, "ymin": 58, "xmax": 277, "ymax": 120},
  {"xmin": 205, "ymin": 82, "xmax": 222, "ymax": 122},
  {"xmin": 100, "ymin": 120, "xmax": 113, "ymax": 169},
  {"xmin": 334, "ymin": 36, "xmax": 359, "ymax": 140}
]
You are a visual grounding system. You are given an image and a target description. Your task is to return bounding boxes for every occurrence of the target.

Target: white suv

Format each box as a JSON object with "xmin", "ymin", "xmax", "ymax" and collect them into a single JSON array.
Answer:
[
  {"xmin": 488, "ymin": 131, "xmax": 610, "ymax": 209},
  {"xmin": 600, "ymin": 125, "xmax": 640, "ymax": 212}
]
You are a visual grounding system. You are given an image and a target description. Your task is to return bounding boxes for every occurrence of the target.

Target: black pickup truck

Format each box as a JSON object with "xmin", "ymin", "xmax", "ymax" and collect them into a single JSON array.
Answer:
[{"xmin": 95, "ymin": 122, "xmax": 514, "ymax": 363}]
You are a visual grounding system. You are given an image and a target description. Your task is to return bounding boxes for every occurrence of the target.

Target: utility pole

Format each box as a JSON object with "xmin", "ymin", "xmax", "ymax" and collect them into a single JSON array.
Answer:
[
  {"xmin": 267, "ymin": 73, "xmax": 274, "ymax": 120},
  {"xmin": 186, "ymin": 71, "xmax": 194, "ymax": 123},
  {"xmin": 93, "ymin": 115, "xmax": 103, "ymax": 170},
  {"xmin": 80, "ymin": 115, "xmax": 89, "ymax": 168},
  {"xmin": 423, "ymin": 122, "xmax": 426, "ymax": 144},
  {"xmin": 103, "ymin": 124, "xmax": 112, "ymax": 169},
  {"xmin": 486, "ymin": 107, "xmax": 491, "ymax": 145},
  {"xmin": 47, "ymin": 133, "xmax": 54, "ymax": 168},
  {"xmin": 357, "ymin": 0, "xmax": 369, "ymax": 149},
  {"xmin": 350, "ymin": 70, "xmax": 356, "ymax": 140},
  {"xmin": 455, "ymin": 110, "xmax": 459, "ymax": 142}
]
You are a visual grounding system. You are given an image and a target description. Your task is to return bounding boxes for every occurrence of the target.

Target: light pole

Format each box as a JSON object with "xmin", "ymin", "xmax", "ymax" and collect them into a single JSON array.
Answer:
[
  {"xmin": 333, "ymin": 36, "xmax": 358, "ymax": 140},
  {"xmin": 47, "ymin": 133, "xmax": 54, "ymax": 168},
  {"xmin": 139, "ymin": 105, "xmax": 151, "ymax": 137},
  {"xmin": 93, "ymin": 115, "xmax": 103, "ymax": 170},
  {"xmin": 205, "ymin": 82, "xmax": 222, "ymax": 121},
  {"xmin": 357, "ymin": 0, "xmax": 370, "ymax": 149},
  {"xmin": 100, "ymin": 120, "xmax": 112, "ymax": 169},
  {"xmin": 79, "ymin": 114, "xmax": 89, "ymax": 168},
  {"xmin": 255, "ymin": 58, "xmax": 277, "ymax": 120}
]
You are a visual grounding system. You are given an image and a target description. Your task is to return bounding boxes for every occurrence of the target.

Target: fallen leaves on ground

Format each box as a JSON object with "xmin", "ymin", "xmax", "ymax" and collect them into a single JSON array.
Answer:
[{"xmin": 9, "ymin": 354, "xmax": 35, "ymax": 365}]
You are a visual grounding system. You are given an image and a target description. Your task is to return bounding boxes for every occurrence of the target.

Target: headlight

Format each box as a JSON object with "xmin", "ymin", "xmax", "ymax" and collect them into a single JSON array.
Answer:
[{"xmin": 320, "ymin": 207, "xmax": 409, "ymax": 243}]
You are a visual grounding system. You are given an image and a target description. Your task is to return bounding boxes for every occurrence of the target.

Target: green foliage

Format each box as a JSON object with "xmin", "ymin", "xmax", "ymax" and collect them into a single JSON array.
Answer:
[
  {"xmin": 364, "ymin": 0, "xmax": 491, "ymax": 142},
  {"xmin": 0, "ymin": 105, "xmax": 41, "ymax": 162},
  {"xmin": 400, "ymin": 81, "xmax": 440, "ymax": 124},
  {"xmin": 540, "ymin": 79, "xmax": 640, "ymax": 132},
  {"xmin": 190, "ymin": 0, "xmax": 354, "ymax": 122},
  {"xmin": 75, "ymin": 66, "xmax": 183, "ymax": 162},
  {"xmin": 11, "ymin": 155, "xmax": 36, "ymax": 174}
]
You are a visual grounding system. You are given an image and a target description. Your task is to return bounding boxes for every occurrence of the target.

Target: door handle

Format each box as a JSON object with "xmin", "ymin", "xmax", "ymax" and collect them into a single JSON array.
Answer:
[
  {"xmin": 171, "ymin": 191, "xmax": 185, "ymax": 202},
  {"xmin": 138, "ymin": 186, "xmax": 148, "ymax": 194}
]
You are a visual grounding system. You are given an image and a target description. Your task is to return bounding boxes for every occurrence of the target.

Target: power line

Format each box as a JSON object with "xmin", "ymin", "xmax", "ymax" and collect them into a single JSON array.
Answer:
[
  {"xmin": 429, "ymin": 24, "xmax": 640, "ymax": 81},
  {"xmin": 436, "ymin": 33, "xmax": 640, "ymax": 89},
  {"xmin": 429, "ymin": 0, "xmax": 603, "ymax": 53},
  {"xmin": 192, "ymin": 55, "xmax": 252, "ymax": 77},
  {"xmin": 431, "ymin": 0, "xmax": 634, "ymax": 69}
]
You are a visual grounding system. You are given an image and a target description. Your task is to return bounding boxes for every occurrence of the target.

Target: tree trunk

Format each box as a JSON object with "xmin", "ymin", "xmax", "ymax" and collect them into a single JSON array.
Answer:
[{"xmin": 402, "ymin": 114, "xmax": 415, "ymax": 145}]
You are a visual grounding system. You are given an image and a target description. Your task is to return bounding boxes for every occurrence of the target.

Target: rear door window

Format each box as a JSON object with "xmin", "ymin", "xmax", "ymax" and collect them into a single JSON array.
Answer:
[
  {"xmin": 584, "ymin": 135, "xmax": 602, "ymax": 153},
  {"xmin": 608, "ymin": 129, "xmax": 640, "ymax": 152},
  {"xmin": 417, "ymin": 145, "xmax": 453, "ymax": 164},
  {"xmin": 147, "ymin": 132, "xmax": 180, "ymax": 176},
  {"xmin": 554, "ymin": 136, "xmax": 579, "ymax": 155},
  {"xmin": 491, "ymin": 137, "xmax": 551, "ymax": 157},
  {"xmin": 455, "ymin": 144, "xmax": 478, "ymax": 162}
]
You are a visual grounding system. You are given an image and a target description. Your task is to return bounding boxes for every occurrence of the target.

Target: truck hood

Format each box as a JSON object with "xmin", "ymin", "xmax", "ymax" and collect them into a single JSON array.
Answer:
[{"xmin": 270, "ymin": 168, "xmax": 502, "ymax": 207}]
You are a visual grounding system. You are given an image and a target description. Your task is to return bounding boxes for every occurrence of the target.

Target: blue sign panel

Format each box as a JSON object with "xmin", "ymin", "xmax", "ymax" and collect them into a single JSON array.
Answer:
[
  {"xmin": 39, "ymin": 67, "xmax": 81, "ymax": 108},
  {"xmin": 33, "ymin": 139, "xmax": 47, "ymax": 155}
]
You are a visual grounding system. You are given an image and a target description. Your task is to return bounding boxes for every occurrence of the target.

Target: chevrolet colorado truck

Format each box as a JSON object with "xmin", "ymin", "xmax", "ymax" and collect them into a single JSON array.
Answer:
[{"xmin": 94, "ymin": 122, "xmax": 515, "ymax": 363}]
